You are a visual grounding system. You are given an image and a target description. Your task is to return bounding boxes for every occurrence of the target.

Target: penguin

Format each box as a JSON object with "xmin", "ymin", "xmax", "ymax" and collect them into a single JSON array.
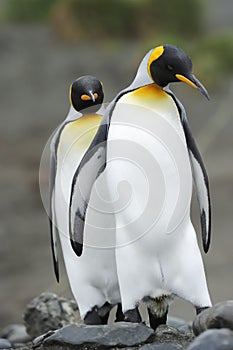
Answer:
[
  {"xmin": 70, "ymin": 46, "xmax": 212, "ymax": 329},
  {"xmin": 49, "ymin": 75, "xmax": 122, "ymax": 325}
]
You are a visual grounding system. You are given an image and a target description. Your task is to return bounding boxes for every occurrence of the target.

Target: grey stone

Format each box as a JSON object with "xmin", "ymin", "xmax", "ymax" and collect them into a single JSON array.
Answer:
[
  {"xmin": 156, "ymin": 325, "xmax": 180, "ymax": 338},
  {"xmin": 167, "ymin": 316, "xmax": 188, "ymax": 328},
  {"xmin": 40, "ymin": 322, "xmax": 154, "ymax": 348},
  {"xmin": 0, "ymin": 338, "xmax": 11, "ymax": 349},
  {"xmin": 23, "ymin": 293, "xmax": 81, "ymax": 338},
  {"xmin": 141, "ymin": 342, "xmax": 183, "ymax": 350},
  {"xmin": 167, "ymin": 316, "xmax": 193, "ymax": 337},
  {"xmin": 193, "ymin": 300, "xmax": 233, "ymax": 336},
  {"xmin": 33, "ymin": 330, "xmax": 56, "ymax": 346},
  {"xmin": 178, "ymin": 324, "xmax": 194, "ymax": 336},
  {"xmin": 187, "ymin": 328, "xmax": 233, "ymax": 350},
  {"xmin": 152, "ymin": 324, "xmax": 194, "ymax": 349},
  {"xmin": 0, "ymin": 324, "xmax": 31, "ymax": 344}
]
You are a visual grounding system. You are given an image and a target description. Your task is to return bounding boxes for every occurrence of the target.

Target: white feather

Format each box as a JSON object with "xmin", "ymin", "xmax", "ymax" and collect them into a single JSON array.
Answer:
[{"xmin": 105, "ymin": 53, "xmax": 212, "ymax": 312}]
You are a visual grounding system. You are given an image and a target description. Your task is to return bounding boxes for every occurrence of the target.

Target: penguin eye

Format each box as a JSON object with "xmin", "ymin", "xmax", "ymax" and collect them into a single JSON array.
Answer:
[{"xmin": 167, "ymin": 64, "xmax": 174, "ymax": 71}]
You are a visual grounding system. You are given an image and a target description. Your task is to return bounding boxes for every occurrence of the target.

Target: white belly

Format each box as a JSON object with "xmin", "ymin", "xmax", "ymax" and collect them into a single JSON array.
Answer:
[
  {"xmin": 106, "ymin": 88, "xmax": 193, "ymax": 248},
  {"xmin": 105, "ymin": 86, "xmax": 210, "ymax": 310},
  {"xmin": 54, "ymin": 117, "xmax": 120, "ymax": 318}
]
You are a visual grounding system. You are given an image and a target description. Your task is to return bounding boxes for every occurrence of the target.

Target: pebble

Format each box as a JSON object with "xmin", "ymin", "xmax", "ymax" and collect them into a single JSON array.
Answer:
[
  {"xmin": 193, "ymin": 300, "xmax": 233, "ymax": 336},
  {"xmin": 0, "ymin": 324, "xmax": 31, "ymax": 344},
  {"xmin": 178, "ymin": 324, "xmax": 194, "ymax": 336},
  {"xmin": 187, "ymin": 328, "xmax": 233, "ymax": 350},
  {"xmin": 23, "ymin": 292, "xmax": 81, "ymax": 337},
  {"xmin": 155, "ymin": 325, "xmax": 180, "ymax": 337},
  {"xmin": 141, "ymin": 342, "xmax": 183, "ymax": 349},
  {"xmin": 167, "ymin": 316, "xmax": 189, "ymax": 328},
  {"xmin": 0, "ymin": 338, "xmax": 12, "ymax": 349},
  {"xmin": 38, "ymin": 322, "xmax": 154, "ymax": 348}
]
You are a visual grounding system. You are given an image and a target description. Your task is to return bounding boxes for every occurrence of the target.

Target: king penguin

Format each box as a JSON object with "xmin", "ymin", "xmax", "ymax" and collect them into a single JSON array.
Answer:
[
  {"xmin": 49, "ymin": 75, "xmax": 122, "ymax": 325},
  {"xmin": 70, "ymin": 46, "xmax": 212, "ymax": 330},
  {"xmin": 106, "ymin": 45, "xmax": 212, "ymax": 329}
]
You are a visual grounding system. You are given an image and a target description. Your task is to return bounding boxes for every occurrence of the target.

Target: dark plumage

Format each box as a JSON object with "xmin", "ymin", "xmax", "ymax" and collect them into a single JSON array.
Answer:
[
  {"xmin": 149, "ymin": 45, "xmax": 209, "ymax": 99},
  {"xmin": 70, "ymin": 75, "xmax": 104, "ymax": 112}
]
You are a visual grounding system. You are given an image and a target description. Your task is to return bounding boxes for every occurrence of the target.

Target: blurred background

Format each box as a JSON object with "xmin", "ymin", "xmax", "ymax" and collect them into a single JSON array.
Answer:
[{"xmin": 0, "ymin": 0, "xmax": 233, "ymax": 328}]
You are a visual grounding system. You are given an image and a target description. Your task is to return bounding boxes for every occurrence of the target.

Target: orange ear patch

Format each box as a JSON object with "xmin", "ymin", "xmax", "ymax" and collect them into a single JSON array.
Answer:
[
  {"xmin": 69, "ymin": 84, "xmax": 73, "ymax": 106},
  {"xmin": 81, "ymin": 93, "xmax": 98, "ymax": 101},
  {"xmin": 81, "ymin": 94, "xmax": 92, "ymax": 101},
  {"xmin": 147, "ymin": 46, "xmax": 164, "ymax": 77}
]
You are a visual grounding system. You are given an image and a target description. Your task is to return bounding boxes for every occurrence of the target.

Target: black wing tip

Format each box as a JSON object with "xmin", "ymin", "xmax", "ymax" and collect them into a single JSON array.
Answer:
[
  {"xmin": 54, "ymin": 263, "xmax": 60, "ymax": 283},
  {"xmin": 203, "ymin": 241, "xmax": 210, "ymax": 254},
  {"xmin": 201, "ymin": 210, "xmax": 211, "ymax": 254},
  {"xmin": 70, "ymin": 239, "xmax": 83, "ymax": 257},
  {"xmin": 52, "ymin": 250, "xmax": 60, "ymax": 282},
  {"xmin": 49, "ymin": 219, "xmax": 60, "ymax": 282}
]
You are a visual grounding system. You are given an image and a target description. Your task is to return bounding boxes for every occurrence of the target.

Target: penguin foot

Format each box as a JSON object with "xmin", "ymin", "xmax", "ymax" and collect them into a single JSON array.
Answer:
[
  {"xmin": 124, "ymin": 307, "xmax": 142, "ymax": 323},
  {"xmin": 115, "ymin": 303, "xmax": 125, "ymax": 322},
  {"xmin": 84, "ymin": 308, "xmax": 103, "ymax": 325},
  {"xmin": 196, "ymin": 306, "xmax": 210, "ymax": 315},
  {"xmin": 148, "ymin": 308, "xmax": 168, "ymax": 331},
  {"xmin": 97, "ymin": 302, "xmax": 112, "ymax": 324},
  {"xmin": 84, "ymin": 303, "xmax": 112, "ymax": 325}
]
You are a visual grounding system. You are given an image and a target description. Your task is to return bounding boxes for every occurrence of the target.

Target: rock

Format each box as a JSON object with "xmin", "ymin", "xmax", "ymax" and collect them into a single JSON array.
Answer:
[
  {"xmin": 33, "ymin": 330, "xmax": 55, "ymax": 347},
  {"xmin": 0, "ymin": 324, "xmax": 31, "ymax": 344},
  {"xmin": 187, "ymin": 328, "xmax": 233, "ymax": 350},
  {"xmin": 167, "ymin": 316, "xmax": 189, "ymax": 328},
  {"xmin": 38, "ymin": 322, "xmax": 154, "ymax": 348},
  {"xmin": 177, "ymin": 323, "xmax": 193, "ymax": 335},
  {"xmin": 141, "ymin": 342, "xmax": 183, "ymax": 349},
  {"xmin": 23, "ymin": 292, "xmax": 81, "ymax": 338},
  {"xmin": 193, "ymin": 300, "xmax": 233, "ymax": 336},
  {"xmin": 0, "ymin": 338, "xmax": 11, "ymax": 349},
  {"xmin": 155, "ymin": 325, "xmax": 180, "ymax": 338},
  {"xmin": 153, "ymin": 324, "xmax": 194, "ymax": 349},
  {"xmin": 167, "ymin": 316, "xmax": 194, "ymax": 337}
]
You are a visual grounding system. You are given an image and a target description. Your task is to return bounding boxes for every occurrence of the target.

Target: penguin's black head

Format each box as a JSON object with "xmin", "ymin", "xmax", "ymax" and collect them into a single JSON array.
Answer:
[
  {"xmin": 70, "ymin": 75, "xmax": 104, "ymax": 113},
  {"xmin": 148, "ymin": 45, "xmax": 209, "ymax": 99}
]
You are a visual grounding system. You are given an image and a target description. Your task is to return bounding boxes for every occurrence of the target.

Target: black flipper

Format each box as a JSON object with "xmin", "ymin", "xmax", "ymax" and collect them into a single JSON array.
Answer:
[
  {"xmin": 49, "ymin": 143, "xmax": 59, "ymax": 282},
  {"xmin": 48, "ymin": 122, "xmax": 69, "ymax": 282},
  {"xmin": 168, "ymin": 92, "xmax": 211, "ymax": 253},
  {"xmin": 69, "ymin": 90, "xmax": 136, "ymax": 257},
  {"xmin": 69, "ymin": 121, "xmax": 108, "ymax": 256}
]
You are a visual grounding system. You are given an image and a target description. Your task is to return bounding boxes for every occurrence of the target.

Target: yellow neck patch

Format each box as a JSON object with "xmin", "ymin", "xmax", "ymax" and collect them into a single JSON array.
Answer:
[
  {"xmin": 57, "ymin": 114, "xmax": 102, "ymax": 174},
  {"xmin": 60, "ymin": 114, "xmax": 102, "ymax": 153},
  {"xmin": 147, "ymin": 46, "xmax": 164, "ymax": 78},
  {"xmin": 129, "ymin": 84, "xmax": 166, "ymax": 100},
  {"xmin": 69, "ymin": 84, "xmax": 73, "ymax": 106}
]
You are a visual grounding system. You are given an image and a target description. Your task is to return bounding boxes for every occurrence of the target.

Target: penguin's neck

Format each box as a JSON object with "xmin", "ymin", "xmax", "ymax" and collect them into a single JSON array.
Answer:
[
  {"xmin": 119, "ymin": 83, "xmax": 180, "ymax": 126},
  {"xmin": 58, "ymin": 113, "xmax": 102, "ymax": 156}
]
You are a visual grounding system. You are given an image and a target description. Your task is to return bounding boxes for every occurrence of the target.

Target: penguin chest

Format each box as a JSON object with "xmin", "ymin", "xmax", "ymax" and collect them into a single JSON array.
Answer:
[
  {"xmin": 57, "ymin": 114, "xmax": 102, "ymax": 176},
  {"xmin": 56, "ymin": 114, "xmax": 102, "ymax": 200},
  {"xmin": 111, "ymin": 84, "xmax": 186, "ymax": 139},
  {"xmin": 54, "ymin": 114, "xmax": 102, "ymax": 235},
  {"xmin": 106, "ymin": 85, "xmax": 192, "ymax": 243}
]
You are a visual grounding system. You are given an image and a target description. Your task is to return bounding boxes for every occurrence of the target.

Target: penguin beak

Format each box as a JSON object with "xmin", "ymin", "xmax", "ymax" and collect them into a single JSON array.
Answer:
[
  {"xmin": 81, "ymin": 92, "xmax": 98, "ymax": 102},
  {"xmin": 175, "ymin": 73, "xmax": 210, "ymax": 100},
  {"xmin": 89, "ymin": 91, "xmax": 96, "ymax": 102}
]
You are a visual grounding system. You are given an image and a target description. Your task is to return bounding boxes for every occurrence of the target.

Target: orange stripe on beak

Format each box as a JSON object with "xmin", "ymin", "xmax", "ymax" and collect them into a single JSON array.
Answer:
[
  {"xmin": 176, "ymin": 74, "xmax": 198, "ymax": 89},
  {"xmin": 176, "ymin": 73, "xmax": 210, "ymax": 99}
]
